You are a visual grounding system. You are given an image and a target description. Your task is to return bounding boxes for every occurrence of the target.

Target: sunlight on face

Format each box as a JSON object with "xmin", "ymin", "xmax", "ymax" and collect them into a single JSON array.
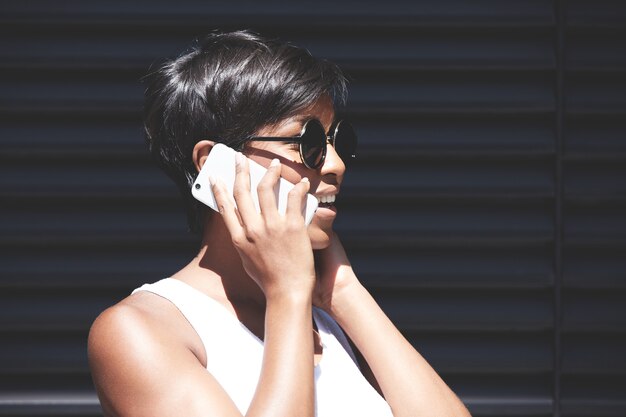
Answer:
[{"xmin": 245, "ymin": 96, "xmax": 346, "ymax": 249}]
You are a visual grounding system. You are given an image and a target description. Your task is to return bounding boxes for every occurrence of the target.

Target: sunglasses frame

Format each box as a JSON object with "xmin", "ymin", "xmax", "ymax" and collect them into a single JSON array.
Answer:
[{"xmin": 248, "ymin": 119, "xmax": 355, "ymax": 169}]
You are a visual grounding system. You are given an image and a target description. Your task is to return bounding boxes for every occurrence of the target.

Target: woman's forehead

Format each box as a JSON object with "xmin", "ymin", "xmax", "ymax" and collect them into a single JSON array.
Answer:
[
  {"xmin": 259, "ymin": 98, "xmax": 335, "ymax": 136},
  {"xmin": 290, "ymin": 97, "xmax": 336, "ymax": 129}
]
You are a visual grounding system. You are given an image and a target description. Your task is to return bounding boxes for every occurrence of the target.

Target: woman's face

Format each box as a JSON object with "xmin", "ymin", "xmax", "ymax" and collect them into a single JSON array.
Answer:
[{"xmin": 245, "ymin": 96, "xmax": 345, "ymax": 249}]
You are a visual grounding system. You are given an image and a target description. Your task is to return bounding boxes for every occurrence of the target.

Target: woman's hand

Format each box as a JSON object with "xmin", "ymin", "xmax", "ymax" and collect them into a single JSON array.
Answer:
[
  {"xmin": 211, "ymin": 153, "xmax": 316, "ymax": 300},
  {"xmin": 313, "ymin": 232, "xmax": 361, "ymax": 312},
  {"xmin": 211, "ymin": 153, "xmax": 317, "ymax": 417}
]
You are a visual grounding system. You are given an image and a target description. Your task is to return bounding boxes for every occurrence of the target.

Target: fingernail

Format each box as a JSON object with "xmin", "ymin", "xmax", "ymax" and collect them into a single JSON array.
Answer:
[
  {"xmin": 270, "ymin": 158, "xmax": 280, "ymax": 167},
  {"xmin": 209, "ymin": 175, "xmax": 216, "ymax": 186},
  {"xmin": 301, "ymin": 177, "xmax": 309, "ymax": 183},
  {"xmin": 235, "ymin": 153, "xmax": 242, "ymax": 166}
]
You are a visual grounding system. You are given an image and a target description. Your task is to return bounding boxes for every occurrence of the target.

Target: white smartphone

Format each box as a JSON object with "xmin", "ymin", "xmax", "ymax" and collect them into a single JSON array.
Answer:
[{"xmin": 192, "ymin": 143, "xmax": 318, "ymax": 224}]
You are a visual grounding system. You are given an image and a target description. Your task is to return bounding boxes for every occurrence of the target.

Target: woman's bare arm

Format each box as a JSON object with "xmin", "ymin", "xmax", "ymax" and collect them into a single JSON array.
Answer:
[
  {"xmin": 315, "ymin": 235, "xmax": 472, "ymax": 417},
  {"xmin": 88, "ymin": 291, "xmax": 314, "ymax": 417},
  {"xmin": 89, "ymin": 298, "xmax": 242, "ymax": 417},
  {"xmin": 89, "ymin": 157, "xmax": 317, "ymax": 417}
]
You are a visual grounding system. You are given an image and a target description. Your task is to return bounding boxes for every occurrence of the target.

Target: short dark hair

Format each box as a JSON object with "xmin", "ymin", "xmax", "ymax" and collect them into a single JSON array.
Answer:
[{"xmin": 143, "ymin": 30, "xmax": 348, "ymax": 234}]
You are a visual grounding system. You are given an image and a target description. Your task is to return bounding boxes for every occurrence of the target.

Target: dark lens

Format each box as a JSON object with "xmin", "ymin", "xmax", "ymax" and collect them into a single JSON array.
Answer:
[
  {"xmin": 333, "ymin": 121, "xmax": 357, "ymax": 161},
  {"xmin": 300, "ymin": 120, "xmax": 326, "ymax": 169}
]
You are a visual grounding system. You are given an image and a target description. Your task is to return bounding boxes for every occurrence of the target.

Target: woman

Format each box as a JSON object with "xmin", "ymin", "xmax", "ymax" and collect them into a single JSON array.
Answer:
[{"xmin": 88, "ymin": 30, "xmax": 471, "ymax": 417}]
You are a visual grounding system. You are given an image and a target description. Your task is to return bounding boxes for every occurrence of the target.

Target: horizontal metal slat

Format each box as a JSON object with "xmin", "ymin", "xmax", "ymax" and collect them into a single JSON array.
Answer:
[
  {"xmin": 0, "ymin": 243, "xmax": 552, "ymax": 290},
  {"xmin": 560, "ymin": 400, "xmax": 626, "ymax": 417},
  {"xmin": 0, "ymin": 289, "xmax": 123, "ymax": 332},
  {"xmin": 0, "ymin": 396, "xmax": 101, "ymax": 417},
  {"xmin": 563, "ymin": 246, "xmax": 626, "ymax": 289},
  {"xmin": 562, "ymin": 334, "xmax": 626, "ymax": 374},
  {"xmin": 353, "ymin": 245, "xmax": 553, "ymax": 290},
  {"xmin": 376, "ymin": 288, "xmax": 553, "ymax": 332},
  {"xmin": 346, "ymin": 159, "xmax": 554, "ymax": 195},
  {"xmin": 565, "ymin": 114, "xmax": 626, "ymax": 153},
  {"xmin": 565, "ymin": 73, "xmax": 626, "ymax": 112},
  {"xmin": 0, "ymin": 28, "xmax": 556, "ymax": 71},
  {"xmin": 563, "ymin": 159, "xmax": 626, "ymax": 195},
  {"xmin": 0, "ymin": 102, "xmax": 557, "ymax": 118},
  {"xmin": 0, "ymin": 121, "xmax": 142, "ymax": 148},
  {"xmin": 0, "ymin": 374, "xmax": 100, "ymax": 416},
  {"xmin": 0, "ymin": 59, "xmax": 558, "ymax": 74},
  {"xmin": 565, "ymin": 30, "xmax": 626, "ymax": 70},
  {"xmin": 1, "ymin": 112, "xmax": 558, "ymax": 152},
  {"xmin": 0, "ymin": 233, "xmax": 555, "ymax": 252},
  {"xmin": 561, "ymin": 374, "xmax": 626, "ymax": 417},
  {"xmin": 0, "ymin": 114, "xmax": 556, "ymax": 152},
  {"xmin": 1, "ymin": 152, "xmax": 555, "ymax": 198},
  {"xmin": 0, "ymin": 72, "xmax": 556, "ymax": 116},
  {"xmin": 565, "ymin": 0, "xmax": 626, "ymax": 26},
  {"xmin": 464, "ymin": 398, "xmax": 553, "ymax": 417},
  {"xmin": 448, "ymin": 373, "xmax": 553, "ymax": 416},
  {"xmin": 0, "ymin": 147, "xmax": 557, "ymax": 162},
  {"xmin": 562, "ymin": 289, "xmax": 626, "ymax": 333},
  {"xmin": 565, "ymin": 198, "xmax": 626, "ymax": 243},
  {"xmin": 0, "ymin": 157, "xmax": 172, "ymax": 193},
  {"xmin": 0, "ymin": 331, "xmax": 89, "ymax": 373},
  {"xmin": 405, "ymin": 331, "xmax": 553, "ymax": 374},
  {"xmin": 356, "ymin": 113, "xmax": 554, "ymax": 151},
  {"xmin": 0, "ymin": 204, "xmax": 552, "ymax": 243},
  {"xmin": 0, "ymin": 0, "xmax": 556, "ymax": 26}
]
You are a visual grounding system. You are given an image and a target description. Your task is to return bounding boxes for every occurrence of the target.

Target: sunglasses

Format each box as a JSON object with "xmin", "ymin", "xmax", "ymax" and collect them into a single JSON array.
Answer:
[{"xmin": 249, "ymin": 119, "xmax": 357, "ymax": 169}]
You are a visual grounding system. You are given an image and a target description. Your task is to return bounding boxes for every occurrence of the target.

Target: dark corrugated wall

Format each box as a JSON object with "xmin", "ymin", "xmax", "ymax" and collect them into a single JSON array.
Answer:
[{"xmin": 1, "ymin": 1, "xmax": 624, "ymax": 416}]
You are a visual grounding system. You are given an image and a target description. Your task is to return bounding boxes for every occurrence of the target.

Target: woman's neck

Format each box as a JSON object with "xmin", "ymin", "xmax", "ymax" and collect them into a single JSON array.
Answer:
[{"xmin": 171, "ymin": 213, "xmax": 266, "ymax": 310}]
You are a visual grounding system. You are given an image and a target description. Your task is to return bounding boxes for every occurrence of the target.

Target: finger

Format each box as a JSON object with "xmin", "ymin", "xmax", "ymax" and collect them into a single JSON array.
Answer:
[
  {"xmin": 285, "ymin": 177, "xmax": 310, "ymax": 220},
  {"xmin": 256, "ymin": 158, "xmax": 281, "ymax": 219},
  {"xmin": 210, "ymin": 176, "xmax": 244, "ymax": 237},
  {"xmin": 232, "ymin": 152, "xmax": 259, "ymax": 223}
]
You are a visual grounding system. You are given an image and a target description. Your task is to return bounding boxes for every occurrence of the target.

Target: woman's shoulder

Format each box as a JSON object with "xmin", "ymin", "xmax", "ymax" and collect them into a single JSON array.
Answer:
[
  {"xmin": 90, "ymin": 289, "xmax": 173, "ymax": 340},
  {"xmin": 87, "ymin": 290, "xmax": 238, "ymax": 417},
  {"xmin": 88, "ymin": 285, "xmax": 207, "ymax": 372}
]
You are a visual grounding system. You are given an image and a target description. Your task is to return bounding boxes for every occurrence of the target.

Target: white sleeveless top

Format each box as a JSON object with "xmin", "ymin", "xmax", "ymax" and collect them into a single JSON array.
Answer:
[{"xmin": 133, "ymin": 278, "xmax": 393, "ymax": 417}]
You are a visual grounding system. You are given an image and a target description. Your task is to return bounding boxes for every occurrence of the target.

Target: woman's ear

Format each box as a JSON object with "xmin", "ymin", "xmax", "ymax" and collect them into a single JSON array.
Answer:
[{"xmin": 192, "ymin": 140, "xmax": 216, "ymax": 172}]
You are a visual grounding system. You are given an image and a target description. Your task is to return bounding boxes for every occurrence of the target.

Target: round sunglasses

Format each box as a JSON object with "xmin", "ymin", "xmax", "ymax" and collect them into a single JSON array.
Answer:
[{"xmin": 249, "ymin": 119, "xmax": 357, "ymax": 169}]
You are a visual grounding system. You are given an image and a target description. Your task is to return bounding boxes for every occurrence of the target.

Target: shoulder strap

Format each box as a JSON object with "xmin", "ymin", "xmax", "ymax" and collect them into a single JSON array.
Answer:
[
  {"xmin": 132, "ymin": 278, "xmax": 228, "ymax": 354},
  {"xmin": 313, "ymin": 307, "xmax": 359, "ymax": 367}
]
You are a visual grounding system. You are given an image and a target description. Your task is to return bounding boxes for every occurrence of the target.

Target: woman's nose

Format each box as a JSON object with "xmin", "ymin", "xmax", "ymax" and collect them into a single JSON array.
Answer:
[{"xmin": 320, "ymin": 142, "xmax": 346, "ymax": 178}]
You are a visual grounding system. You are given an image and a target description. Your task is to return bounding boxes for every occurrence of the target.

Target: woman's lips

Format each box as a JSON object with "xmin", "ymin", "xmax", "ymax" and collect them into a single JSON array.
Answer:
[
  {"xmin": 314, "ymin": 193, "xmax": 337, "ymax": 218},
  {"xmin": 315, "ymin": 204, "xmax": 337, "ymax": 218}
]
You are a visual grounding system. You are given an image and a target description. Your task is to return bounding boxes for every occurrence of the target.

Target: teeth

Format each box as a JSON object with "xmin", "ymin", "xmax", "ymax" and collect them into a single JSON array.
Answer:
[{"xmin": 317, "ymin": 195, "xmax": 336, "ymax": 204}]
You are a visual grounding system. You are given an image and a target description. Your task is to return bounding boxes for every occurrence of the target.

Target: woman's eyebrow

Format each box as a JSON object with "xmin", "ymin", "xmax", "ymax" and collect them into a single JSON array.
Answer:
[
  {"xmin": 286, "ymin": 114, "xmax": 335, "ymax": 132},
  {"xmin": 291, "ymin": 114, "xmax": 335, "ymax": 128}
]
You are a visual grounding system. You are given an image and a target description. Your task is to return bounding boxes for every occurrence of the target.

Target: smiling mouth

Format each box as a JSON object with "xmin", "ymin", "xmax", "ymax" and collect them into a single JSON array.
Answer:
[{"xmin": 316, "ymin": 195, "xmax": 336, "ymax": 208}]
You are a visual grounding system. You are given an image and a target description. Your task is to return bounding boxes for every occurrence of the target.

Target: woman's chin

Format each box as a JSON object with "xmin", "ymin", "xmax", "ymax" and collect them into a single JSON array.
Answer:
[
  {"xmin": 307, "ymin": 207, "xmax": 337, "ymax": 249},
  {"xmin": 307, "ymin": 227, "xmax": 331, "ymax": 249},
  {"xmin": 307, "ymin": 221, "xmax": 334, "ymax": 249}
]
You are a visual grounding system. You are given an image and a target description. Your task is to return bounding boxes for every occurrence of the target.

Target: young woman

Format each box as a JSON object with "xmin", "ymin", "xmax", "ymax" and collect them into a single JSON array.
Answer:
[{"xmin": 88, "ymin": 30, "xmax": 472, "ymax": 417}]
